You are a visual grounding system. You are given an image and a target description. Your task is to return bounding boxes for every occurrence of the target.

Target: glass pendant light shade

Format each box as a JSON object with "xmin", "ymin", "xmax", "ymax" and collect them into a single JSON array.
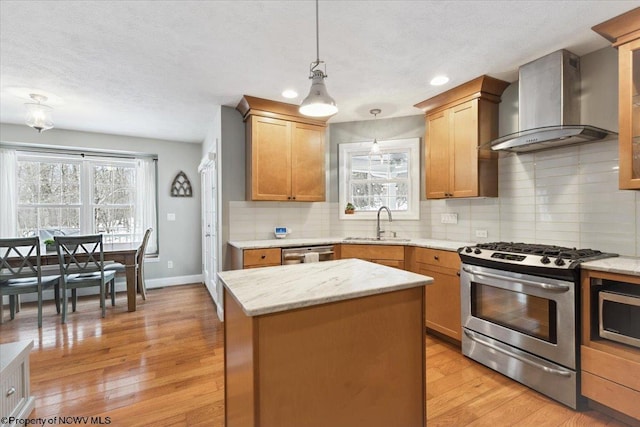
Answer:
[
  {"xmin": 24, "ymin": 94, "xmax": 54, "ymax": 133},
  {"xmin": 369, "ymin": 108, "xmax": 381, "ymax": 154},
  {"xmin": 299, "ymin": 70, "xmax": 338, "ymax": 117}
]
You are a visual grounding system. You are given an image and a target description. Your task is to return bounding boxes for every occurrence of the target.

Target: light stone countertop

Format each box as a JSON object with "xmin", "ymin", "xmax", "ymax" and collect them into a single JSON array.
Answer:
[
  {"xmin": 582, "ymin": 256, "xmax": 640, "ymax": 277},
  {"xmin": 227, "ymin": 237, "xmax": 472, "ymax": 252},
  {"xmin": 218, "ymin": 258, "xmax": 434, "ymax": 317}
]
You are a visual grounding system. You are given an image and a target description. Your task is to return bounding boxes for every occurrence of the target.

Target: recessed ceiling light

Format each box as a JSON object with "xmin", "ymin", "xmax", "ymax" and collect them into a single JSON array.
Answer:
[
  {"xmin": 282, "ymin": 89, "xmax": 298, "ymax": 99},
  {"xmin": 430, "ymin": 75, "xmax": 450, "ymax": 86}
]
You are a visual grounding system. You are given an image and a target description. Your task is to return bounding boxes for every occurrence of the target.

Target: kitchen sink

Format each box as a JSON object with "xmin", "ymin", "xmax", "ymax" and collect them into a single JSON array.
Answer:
[{"xmin": 344, "ymin": 237, "xmax": 411, "ymax": 242}]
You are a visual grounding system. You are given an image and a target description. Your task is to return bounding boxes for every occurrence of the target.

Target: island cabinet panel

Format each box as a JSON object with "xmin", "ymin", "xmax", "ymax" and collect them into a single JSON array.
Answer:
[
  {"xmin": 407, "ymin": 247, "xmax": 462, "ymax": 341},
  {"xmin": 340, "ymin": 244, "xmax": 405, "ymax": 270},
  {"xmin": 238, "ymin": 95, "xmax": 327, "ymax": 202},
  {"xmin": 223, "ymin": 286, "xmax": 426, "ymax": 427}
]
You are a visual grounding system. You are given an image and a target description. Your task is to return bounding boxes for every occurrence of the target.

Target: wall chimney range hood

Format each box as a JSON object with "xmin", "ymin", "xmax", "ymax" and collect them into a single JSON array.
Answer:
[{"xmin": 490, "ymin": 50, "xmax": 616, "ymax": 153}]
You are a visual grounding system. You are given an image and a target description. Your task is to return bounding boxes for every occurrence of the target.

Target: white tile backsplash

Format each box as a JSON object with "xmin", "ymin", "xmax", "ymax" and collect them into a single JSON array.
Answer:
[{"xmin": 228, "ymin": 139, "xmax": 639, "ymax": 256}]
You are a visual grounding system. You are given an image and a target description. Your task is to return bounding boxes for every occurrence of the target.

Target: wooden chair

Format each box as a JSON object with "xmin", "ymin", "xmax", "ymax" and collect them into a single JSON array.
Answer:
[
  {"xmin": 105, "ymin": 227, "xmax": 153, "ymax": 300},
  {"xmin": 0, "ymin": 237, "xmax": 60, "ymax": 328},
  {"xmin": 54, "ymin": 234, "xmax": 116, "ymax": 323}
]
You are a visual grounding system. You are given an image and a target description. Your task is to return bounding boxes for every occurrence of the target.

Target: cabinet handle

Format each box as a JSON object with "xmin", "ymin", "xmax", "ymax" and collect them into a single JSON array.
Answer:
[
  {"xmin": 261, "ymin": 255, "xmax": 266, "ymax": 259},
  {"xmin": 287, "ymin": 196, "xmax": 292, "ymax": 200},
  {"xmin": 434, "ymin": 255, "xmax": 439, "ymax": 260},
  {"xmin": 6, "ymin": 386, "xmax": 16, "ymax": 396},
  {"xmin": 456, "ymin": 271, "xmax": 461, "ymax": 276},
  {"xmin": 292, "ymin": 196, "xmax": 296, "ymax": 200}
]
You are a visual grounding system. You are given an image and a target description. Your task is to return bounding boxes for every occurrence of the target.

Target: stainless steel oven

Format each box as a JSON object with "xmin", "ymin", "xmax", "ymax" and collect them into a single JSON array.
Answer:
[{"xmin": 458, "ymin": 242, "xmax": 618, "ymax": 410}]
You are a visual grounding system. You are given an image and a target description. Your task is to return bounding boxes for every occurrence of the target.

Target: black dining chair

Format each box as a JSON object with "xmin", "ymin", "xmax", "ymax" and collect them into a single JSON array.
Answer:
[
  {"xmin": 55, "ymin": 234, "xmax": 116, "ymax": 323},
  {"xmin": 0, "ymin": 236, "xmax": 61, "ymax": 328},
  {"xmin": 105, "ymin": 227, "xmax": 153, "ymax": 300}
]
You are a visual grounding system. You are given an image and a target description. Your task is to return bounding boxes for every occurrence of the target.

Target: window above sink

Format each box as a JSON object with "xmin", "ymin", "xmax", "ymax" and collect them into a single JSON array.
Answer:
[{"xmin": 338, "ymin": 138, "xmax": 420, "ymax": 220}]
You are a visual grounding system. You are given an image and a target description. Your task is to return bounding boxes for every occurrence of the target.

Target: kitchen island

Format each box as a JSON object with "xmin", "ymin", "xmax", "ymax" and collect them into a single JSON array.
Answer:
[{"xmin": 218, "ymin": 258, "xmax": 433, "ymax": 427}]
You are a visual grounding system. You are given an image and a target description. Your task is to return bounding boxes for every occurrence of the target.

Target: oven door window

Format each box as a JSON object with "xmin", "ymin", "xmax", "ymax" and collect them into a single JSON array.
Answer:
[{"xmin": 471, "ymin": 282, "xmax": 558, "ymax": 343}]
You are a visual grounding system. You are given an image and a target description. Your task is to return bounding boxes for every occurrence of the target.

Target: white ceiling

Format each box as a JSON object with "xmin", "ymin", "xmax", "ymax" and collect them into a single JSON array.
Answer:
[{"xmin": 0, "ymin": 1, "xmax": 636, "ymax": 143}]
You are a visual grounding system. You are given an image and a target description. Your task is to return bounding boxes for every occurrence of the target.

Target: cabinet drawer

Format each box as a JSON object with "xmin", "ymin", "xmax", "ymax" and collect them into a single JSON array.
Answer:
[
  {"xmin": 341, "ymin": 244, "xmax": 404, "ymax": 262},
  {"xmin": 582, "ymin": 371, "xmax": 640, "ymax": 420},
  {"xmin": 582, "ymin": 346, "xmax": 640, "ymax": 391},
  {"xmin": 415, "ymin": 248, "xmax": 460, "ymax": 270},
  {"xmin": 372, "ymin": 259, "xmax": 405, "ymax": 270},
  {"xmin": 243, "ymin": 248, "xmax": 282, "ymax": 267}
]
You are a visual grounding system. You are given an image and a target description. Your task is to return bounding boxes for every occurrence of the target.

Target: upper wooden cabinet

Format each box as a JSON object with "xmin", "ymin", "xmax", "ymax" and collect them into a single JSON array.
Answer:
[
  {"xmin": 593, "ymin": 8, "xmax": 640, "ymax": 190},
  {"xmin": 415, "ymin": 75, "xmax": 509, "ymax": 199},
  {"xmin": 237, "ymin": 95, "xmax": 328, "ymax": 201}
]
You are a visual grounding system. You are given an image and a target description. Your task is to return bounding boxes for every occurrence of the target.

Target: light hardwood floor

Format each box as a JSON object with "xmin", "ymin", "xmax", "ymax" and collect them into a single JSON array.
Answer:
[{"xmin": 0, "ymin": 284, "xmax": 632, "ymax": 426}]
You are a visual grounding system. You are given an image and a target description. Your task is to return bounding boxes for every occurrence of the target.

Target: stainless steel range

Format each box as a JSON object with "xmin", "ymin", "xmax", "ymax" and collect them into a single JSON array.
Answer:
[{"xmin": 458, "ymin": 242, "xmax": 618, "ymax": 409}]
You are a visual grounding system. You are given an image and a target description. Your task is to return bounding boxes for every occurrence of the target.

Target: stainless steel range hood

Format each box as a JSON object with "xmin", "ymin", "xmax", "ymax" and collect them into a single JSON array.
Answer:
[{"xmin": 490, "ymin": 50, "xmax": 616, "ymax": 153}]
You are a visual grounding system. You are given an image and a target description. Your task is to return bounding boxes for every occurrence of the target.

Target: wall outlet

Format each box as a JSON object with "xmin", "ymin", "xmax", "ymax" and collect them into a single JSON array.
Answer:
[
  {"xmin": 167, "ymin": 260, "xmax": 173, "ymax": 269},
  {"xmin": 167, "ymin": 213, "xmax": 176, "ymax": 221},
  {"xmin": 440, "ymin": 213, "xmax": 458, "ymax": 224},
  {"xmin": 475, "ymin": 229, "xmax": 488, "ymax": 238}
]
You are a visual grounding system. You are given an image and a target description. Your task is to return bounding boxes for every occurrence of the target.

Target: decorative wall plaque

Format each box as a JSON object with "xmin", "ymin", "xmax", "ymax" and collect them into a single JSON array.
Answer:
[{"xmin": 171, "ymin": 171, "xmax": 192, "ymax": 197}]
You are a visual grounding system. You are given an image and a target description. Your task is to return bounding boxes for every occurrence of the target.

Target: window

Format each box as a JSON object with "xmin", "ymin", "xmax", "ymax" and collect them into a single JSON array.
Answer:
[
  {"xmin": 9, "ymin": 151, "xmax": 157, "ymax": 251},
  {"xmin": 339, "ymin": 138, "xmax": 420, "ymax": 220}
]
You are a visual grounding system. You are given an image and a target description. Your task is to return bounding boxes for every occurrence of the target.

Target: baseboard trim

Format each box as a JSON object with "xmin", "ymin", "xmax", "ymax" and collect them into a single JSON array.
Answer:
[{"xmin": 2, "ymin": 274, "xmax": 204, "ymax": 304}]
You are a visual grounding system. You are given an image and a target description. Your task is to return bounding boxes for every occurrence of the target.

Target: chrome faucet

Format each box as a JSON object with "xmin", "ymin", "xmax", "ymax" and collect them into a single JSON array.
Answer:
[{"xmin": 376, "ymin": 206, "xmax": 392, "ymax": 240}]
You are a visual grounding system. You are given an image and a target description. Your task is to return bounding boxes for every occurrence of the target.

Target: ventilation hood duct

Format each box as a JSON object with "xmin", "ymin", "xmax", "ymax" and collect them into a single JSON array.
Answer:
[{"xmin": 490, "ymin": 49, "xmax": 616, "ymax": 153}]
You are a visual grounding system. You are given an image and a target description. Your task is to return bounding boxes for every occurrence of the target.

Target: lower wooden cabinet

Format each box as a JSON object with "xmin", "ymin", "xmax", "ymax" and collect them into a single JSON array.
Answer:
[
  {"xmin": 230, "ymin": 247, "xmax": 282, "ymax": 270},
  {"xmin": 407, "ymin": 247, "xmax": 461, "ymax": 341},
  {"xmin": 340, "ymin": 244, "xmax": 405, "ymax": 270},
  {"xmin": 581, "ymin": 269, "xmax": 640, "ymax": 423}
]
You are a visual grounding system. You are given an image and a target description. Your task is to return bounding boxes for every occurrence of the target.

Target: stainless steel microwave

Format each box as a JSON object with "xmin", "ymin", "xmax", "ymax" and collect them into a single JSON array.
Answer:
[{"xmin": 599, "ymin": 285, "xmax": 640, "ymax": 349}]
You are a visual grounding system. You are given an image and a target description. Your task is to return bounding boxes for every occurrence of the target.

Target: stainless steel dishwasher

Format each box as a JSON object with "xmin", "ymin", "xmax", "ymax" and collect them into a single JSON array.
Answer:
[{"xmin": 281, "ymin": 245, "xmax": 335, "ymax": 265}]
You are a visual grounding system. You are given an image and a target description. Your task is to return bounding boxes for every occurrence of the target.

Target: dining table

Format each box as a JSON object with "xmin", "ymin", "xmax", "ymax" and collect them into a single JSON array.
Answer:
[{"xmin": 25, "ymin": 245, "xmax": 139, "ymax": 312}]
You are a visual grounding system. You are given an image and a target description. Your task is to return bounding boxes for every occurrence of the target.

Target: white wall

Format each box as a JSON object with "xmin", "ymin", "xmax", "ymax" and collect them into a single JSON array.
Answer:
[{"xmin": 0, "ymin": 123, "xmax": 203, "ymax": 286}]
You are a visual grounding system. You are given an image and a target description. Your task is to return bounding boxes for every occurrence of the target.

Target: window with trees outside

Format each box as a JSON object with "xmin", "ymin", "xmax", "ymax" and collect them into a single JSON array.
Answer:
[
  {"xmin": 7, "ymin": 151, "xmax": 157, "ymax": 252},
  {"xmin": 338, "ymin": 138, "xmax": 420, "ymax": 220}
]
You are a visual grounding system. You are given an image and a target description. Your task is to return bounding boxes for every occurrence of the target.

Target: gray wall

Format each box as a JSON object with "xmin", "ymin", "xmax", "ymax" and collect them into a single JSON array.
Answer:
[
  {"xmin": 220, "ymin": 106, "xmax": 246, "ymax": 270},
  {"xmin": 328, "ymin": 115, "xmax": 425, "ymax": 202},
  {"xmin": 0, "ymin": 123, "xmax": 202, "ymax": 281}
]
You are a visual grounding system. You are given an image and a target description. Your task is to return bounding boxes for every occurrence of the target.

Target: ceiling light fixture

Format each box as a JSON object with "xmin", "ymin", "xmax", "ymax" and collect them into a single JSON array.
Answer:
[
  {"xmin": 430, "ymin": 75, "xmax": 450, "ymax": 86},
  {"xmin": 369, "ymin": 108, "xmax": 381, "ymax": 154},
  {"xmin": 299, "ymin": 0, "xmax": 337, "ymax": 117},
  {"xmin": 282, "ymin": 89, "xmax": 299, "ymax": 99},
  {"xmin": 24, "ymin": 93, "xmax": 54, "ymax": 133}
]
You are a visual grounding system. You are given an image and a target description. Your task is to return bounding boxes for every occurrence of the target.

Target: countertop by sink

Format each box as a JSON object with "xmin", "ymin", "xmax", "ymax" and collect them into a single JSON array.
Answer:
[{"xmin": 227, "ymin": 237, "xmax": 472, "ymax": 252}]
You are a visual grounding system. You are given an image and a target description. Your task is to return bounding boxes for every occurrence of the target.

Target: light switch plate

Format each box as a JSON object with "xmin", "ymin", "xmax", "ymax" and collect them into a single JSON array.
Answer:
[
  {"xmin": 167, "ymin": 213, "xmax": 176, "ymax": 221},
  {"xmin": 440, "ymin": 213, "xmax": 458, "ymax": 224}
]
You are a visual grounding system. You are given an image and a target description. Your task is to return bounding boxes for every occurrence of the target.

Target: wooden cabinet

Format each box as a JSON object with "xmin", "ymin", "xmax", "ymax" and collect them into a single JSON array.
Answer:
[
  {"xmin": 581, "ymin": 269, "xmax": 640, "ymax": 423},
  {"xmin": 1, "ymin": 341, "xmax": 35, "ymax": 424},
  {"xmin": 238, "ymin": 95, "xmax": 327, "ymax": 201},
  {"xmin": 406, "ymin": 247, "xmax": 461, "ymax": 341},
  {"xmin": 340, "ymin": 244, "xmax": 405, "ymax": 270},
  {"xmin": 415, "ymin": 75, "xmax": 509, "ymax": 199},
  {"xmin": 230, "ymin": 246, "xmax": 282, "ymax": 270},
  {"xmin": 593, "ymin": 8, "xmax": 640, "ymax": 190}
]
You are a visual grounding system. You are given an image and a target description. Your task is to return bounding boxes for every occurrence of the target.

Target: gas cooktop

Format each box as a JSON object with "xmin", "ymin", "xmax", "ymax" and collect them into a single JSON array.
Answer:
[{"xmin": 459, "ymin": 241, "xmax": 618, "ymax": 271}]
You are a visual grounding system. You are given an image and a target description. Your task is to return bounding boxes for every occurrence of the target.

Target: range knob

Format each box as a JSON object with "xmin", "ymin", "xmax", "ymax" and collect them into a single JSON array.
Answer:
[
  {"xmin": 554, "ymin": 257, "xmax": 566, "ymax": 266},
  {"xmin": 541, "ymin": 256, "xmax": 551, "ymax": 264},
  {"xmin": 474, "ymin": 248, "xmax": 482, "ymax": 254},
  {"xmin": 465, "ymin": 247, "xmax": 473, "ymax": 253}
]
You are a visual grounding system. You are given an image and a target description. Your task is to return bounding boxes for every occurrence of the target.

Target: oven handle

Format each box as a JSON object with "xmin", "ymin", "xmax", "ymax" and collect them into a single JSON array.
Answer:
[
  {"xmin": 464, "ymin": 330, "xmax": 572, "ymax": 377},
  {"xmin": 461, "ymin": 267, "xmax": 570, "ymax": 292}
]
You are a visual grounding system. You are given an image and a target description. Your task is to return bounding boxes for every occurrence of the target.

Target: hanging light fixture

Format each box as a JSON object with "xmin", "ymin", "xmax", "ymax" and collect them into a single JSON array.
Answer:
[
  {"xmin": 369, "ymin": 108, "xmax": 381, "ymax": 154},
  {"xmin": 299, "ymin": 0, "xmax": 338, "ymax": 117},
  {"xmin": 25, "ymin": 93, "xmax": 54, "ymax": 133}
]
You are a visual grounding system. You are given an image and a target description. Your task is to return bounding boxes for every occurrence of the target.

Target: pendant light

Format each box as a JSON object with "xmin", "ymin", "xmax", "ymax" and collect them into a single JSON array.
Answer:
[
  {"xmin": 24, "ymin": 93, "xmax": 54, "ymax": 133},
  {"xmin": 299, "ymin": 0, "xmax": 338, "ymax": 117},
  {"xmin": 369, "ymin": 108, "xmax": 381, "ymax": 154}
]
